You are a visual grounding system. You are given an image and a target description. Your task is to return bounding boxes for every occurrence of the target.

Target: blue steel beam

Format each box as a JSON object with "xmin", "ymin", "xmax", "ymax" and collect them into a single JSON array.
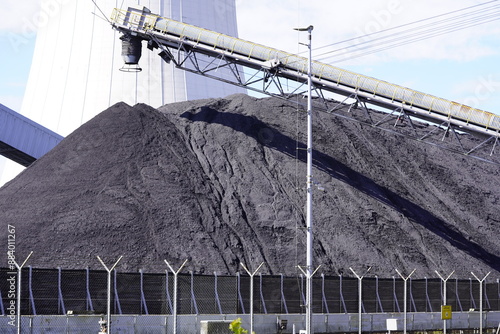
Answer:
[{"xmin": 0, "ymin": 104, "xmax": 63, "ymax": 167}]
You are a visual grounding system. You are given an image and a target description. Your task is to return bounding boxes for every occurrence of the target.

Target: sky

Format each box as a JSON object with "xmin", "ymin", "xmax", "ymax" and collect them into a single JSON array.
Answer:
[{"xmin": 1, "ymin": 0, "xmax": 500, "ymax": 185}]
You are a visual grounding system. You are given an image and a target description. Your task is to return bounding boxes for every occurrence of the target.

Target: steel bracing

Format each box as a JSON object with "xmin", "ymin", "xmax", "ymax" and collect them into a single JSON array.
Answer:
[{"xmin": 110, "ymin": 7, "xmax": 499, "ymax": 164}]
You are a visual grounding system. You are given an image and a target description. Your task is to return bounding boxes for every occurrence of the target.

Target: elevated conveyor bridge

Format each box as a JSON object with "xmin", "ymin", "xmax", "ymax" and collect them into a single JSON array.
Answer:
[
  {"xmin": 110, "ymin": 6, "xmax": 499, "ymax": 163},
  {"xmin": 0, "ymin": 104, "xmax": 63, "ymax": 167}
]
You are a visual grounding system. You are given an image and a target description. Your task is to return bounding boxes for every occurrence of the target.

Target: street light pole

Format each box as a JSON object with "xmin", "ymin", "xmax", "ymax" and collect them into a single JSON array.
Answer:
[{"xmin": 294, "ymin": 24, "xmax": 314, "ymax": 334}]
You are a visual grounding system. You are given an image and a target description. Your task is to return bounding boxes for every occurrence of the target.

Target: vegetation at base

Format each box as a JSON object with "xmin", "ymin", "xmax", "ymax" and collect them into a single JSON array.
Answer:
[{"xmin": 229, "ymin": 318, "xmax": 254, "ymax": 334}]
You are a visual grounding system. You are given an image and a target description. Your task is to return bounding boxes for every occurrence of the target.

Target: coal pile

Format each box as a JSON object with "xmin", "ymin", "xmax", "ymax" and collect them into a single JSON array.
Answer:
[{"xmin": 1, "ymin": 94, "xmax": 499, "ymax": 277}]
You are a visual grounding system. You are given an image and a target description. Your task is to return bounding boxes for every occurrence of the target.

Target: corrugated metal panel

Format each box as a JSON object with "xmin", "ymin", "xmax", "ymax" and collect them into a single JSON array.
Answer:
[{"xmin": 0, "ymin": 104, "xmax": 64, "ymax": 166}]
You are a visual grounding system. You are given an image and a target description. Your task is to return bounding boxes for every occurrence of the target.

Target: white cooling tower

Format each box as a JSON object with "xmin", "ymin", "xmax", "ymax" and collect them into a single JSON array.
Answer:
[{"xmin": 21, "ymin": 0, "xmax": 244, "ymax": 136}]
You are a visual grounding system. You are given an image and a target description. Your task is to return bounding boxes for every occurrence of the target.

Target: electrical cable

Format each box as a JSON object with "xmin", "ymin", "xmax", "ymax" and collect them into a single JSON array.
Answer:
[
  {"xmin": 310, "ymin": 1, "xmax": 500, "ymax": 63},
  {"xmin": 319, "ymin": 16, "xmax": 500, "ymax": 63},
  {"xmin": 314, "ymin": 0, "xmax": 499, "ymax": 52},
  {"xmin": 90, "ymin": 0, "xmax": 113, "ymax": 25},
  {"xmin": 320, "ymin": 14, "xmax": 500, "ymax": 63},
  {"xmin": 320, "ymin": 8, "xmax": 500, "ymax": 56}
]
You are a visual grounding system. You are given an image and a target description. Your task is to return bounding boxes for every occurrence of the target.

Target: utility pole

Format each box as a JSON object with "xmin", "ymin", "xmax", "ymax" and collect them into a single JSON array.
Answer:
[{"xmin": 294, "ymin": 24, "xmax": 314, "ymax": 334}]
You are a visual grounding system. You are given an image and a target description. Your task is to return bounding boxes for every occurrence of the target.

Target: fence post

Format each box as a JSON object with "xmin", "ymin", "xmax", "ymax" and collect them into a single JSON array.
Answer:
[
  {"xmin": 435, "ymin": 270, "xmax": 455, "ymax": 334},
  {"xmin": 165, "ymin": 271, "xmax": 173, "ymax": 314},
  {"xmin": 320, "ymin": 273, "xmax": 328, "ymax": 314},
  {"xmin": 97, "ymin": 255, "xmax": 122, "ymax": 334},
  {"xmin": 350, "ymin": 267, "xmax": 371, "ymax": 334},
  {"xmin": 471, "ymin": 271, "xmax": 491, "ymax": 334},
  {"xmin": 259, "ymin": 273, "xmax": 268, "ymax": 314},
  {"xmin": 497, "ymin": 279, "xmax": 500, "ymax": 311},
  {"xmin": 165, "ymin": 259, "xmax": 188, "ymax": 334},
  {"xmin": 57, "ymin": 267, "xmax": 66, "ymax": 315},
  {"xmin": 0, "ymin": 284, "xmax": 4, "ymax": 315},
  {"xmin": 409, "ymin": 277, "xmax": 416, "ymax": 312},
  {"xmin": 139, "ymin": 269, "xmax": 149, "ymax": 315},
  {"xmin": 396, "ymin": 269, "xmax": 416, "ymax": 334},
  {"xmin": 392, "ymin": 276, "xmax": 400, "ymax": 313},
  {"xmin": 240, "ymin": 262, "xmax": 264, "ymax": 334},
  {"xmin": 339, "ymin": 274, "xmax": 347, "ymax": 313},
  {"xmin": 424, "ymin": 277, "xmax": 432, "ymax": 312},
  {"xmin": 189, "ymin": 271, "xmax": 199, "ymax": 314},
  {"xmin": 10, "ymin": 251, "xmax": 33, "ymax": 334},
  {"xmin": 470, "ymin": 278, "xmax": 477, "ymax": 309},
  {"xmin": 214, "ymin": 272, "xmax": 223, "ymax": 314},
  {"xmin": 375, "ymin": 275, "xmax": 383, "ymax": 313},
  {"xmin": 237, "ymin": 272, "xmax": 245, "ymax": 314},
  {"xmin": 113, "ymin": 270, "xmax": 122, "ymax": 315},
  {"xmin": 455, "ymin": 278, "xmax": 463, "ymax": 312},
  {"xmin": 28, "ymin": 266, "xmax": 36, "ymax": 315},
  {"xmin": 301, "ymin": 274, "xmax": 306, "ymax": 310},
  {"xmin": 85, "ymin": 267, "xmax": 94, "ymax": 312}
]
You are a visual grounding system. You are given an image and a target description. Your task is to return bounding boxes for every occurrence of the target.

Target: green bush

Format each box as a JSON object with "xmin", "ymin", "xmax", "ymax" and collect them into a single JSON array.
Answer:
[{"xmin": 229, "ymin": 318, "xmax": 253, "ymax": 334}]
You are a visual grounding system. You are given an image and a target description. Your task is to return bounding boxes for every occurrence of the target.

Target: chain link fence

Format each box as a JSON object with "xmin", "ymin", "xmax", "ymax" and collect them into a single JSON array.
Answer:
[{"xmin": 1, "ymin": 267, "xmax": 499, "ymax": 317}]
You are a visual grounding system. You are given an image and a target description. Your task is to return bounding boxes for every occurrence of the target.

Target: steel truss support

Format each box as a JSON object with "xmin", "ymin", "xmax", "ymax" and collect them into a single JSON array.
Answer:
[
  {"xmin": 467, "ymin": 135, "xmax": 497, "ymax": 156},
  {"xmin": 328, "ymin": 93, "xmax": 373, "ymax": 123},
  {"xmin": 129, "ymin": 28, "xmax": 500, "ymax": 165},
  {"xmin": 491, "ymin": 136, "xmax": 499, "ymax": 156}
]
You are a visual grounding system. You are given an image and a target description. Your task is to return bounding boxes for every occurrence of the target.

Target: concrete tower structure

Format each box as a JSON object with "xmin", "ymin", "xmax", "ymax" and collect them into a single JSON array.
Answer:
[{"xmin": 21, "ymin": 0, "xmax": 244, "ymax": 136}]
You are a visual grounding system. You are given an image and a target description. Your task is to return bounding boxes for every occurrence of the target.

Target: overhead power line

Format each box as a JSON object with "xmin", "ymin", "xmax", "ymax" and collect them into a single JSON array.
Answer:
[{"xmin": 312, "ymin": 1, "xmax": 500, "ymax": 63}]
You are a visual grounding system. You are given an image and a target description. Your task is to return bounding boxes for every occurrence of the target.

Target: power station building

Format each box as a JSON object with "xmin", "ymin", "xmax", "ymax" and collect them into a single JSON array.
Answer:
[{"xmin": 21, "ymin": 0, "xmax": 244, "ymax": 136}]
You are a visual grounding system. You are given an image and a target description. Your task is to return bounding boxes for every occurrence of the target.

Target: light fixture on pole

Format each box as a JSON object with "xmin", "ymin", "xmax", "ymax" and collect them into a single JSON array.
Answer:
[{"xmin": 294, "ymin": 24, "xmax": 314, "ymax": 334}]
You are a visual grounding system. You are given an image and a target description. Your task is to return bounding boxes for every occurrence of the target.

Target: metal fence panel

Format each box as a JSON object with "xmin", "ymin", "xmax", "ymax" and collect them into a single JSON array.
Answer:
[
  {"xmin": 3, "ymin": 267, "xmax": 500, "ymax": 318},
  {"xmin": 1, "ymin": 312, "xmax": 500, "ymax": 333}
]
